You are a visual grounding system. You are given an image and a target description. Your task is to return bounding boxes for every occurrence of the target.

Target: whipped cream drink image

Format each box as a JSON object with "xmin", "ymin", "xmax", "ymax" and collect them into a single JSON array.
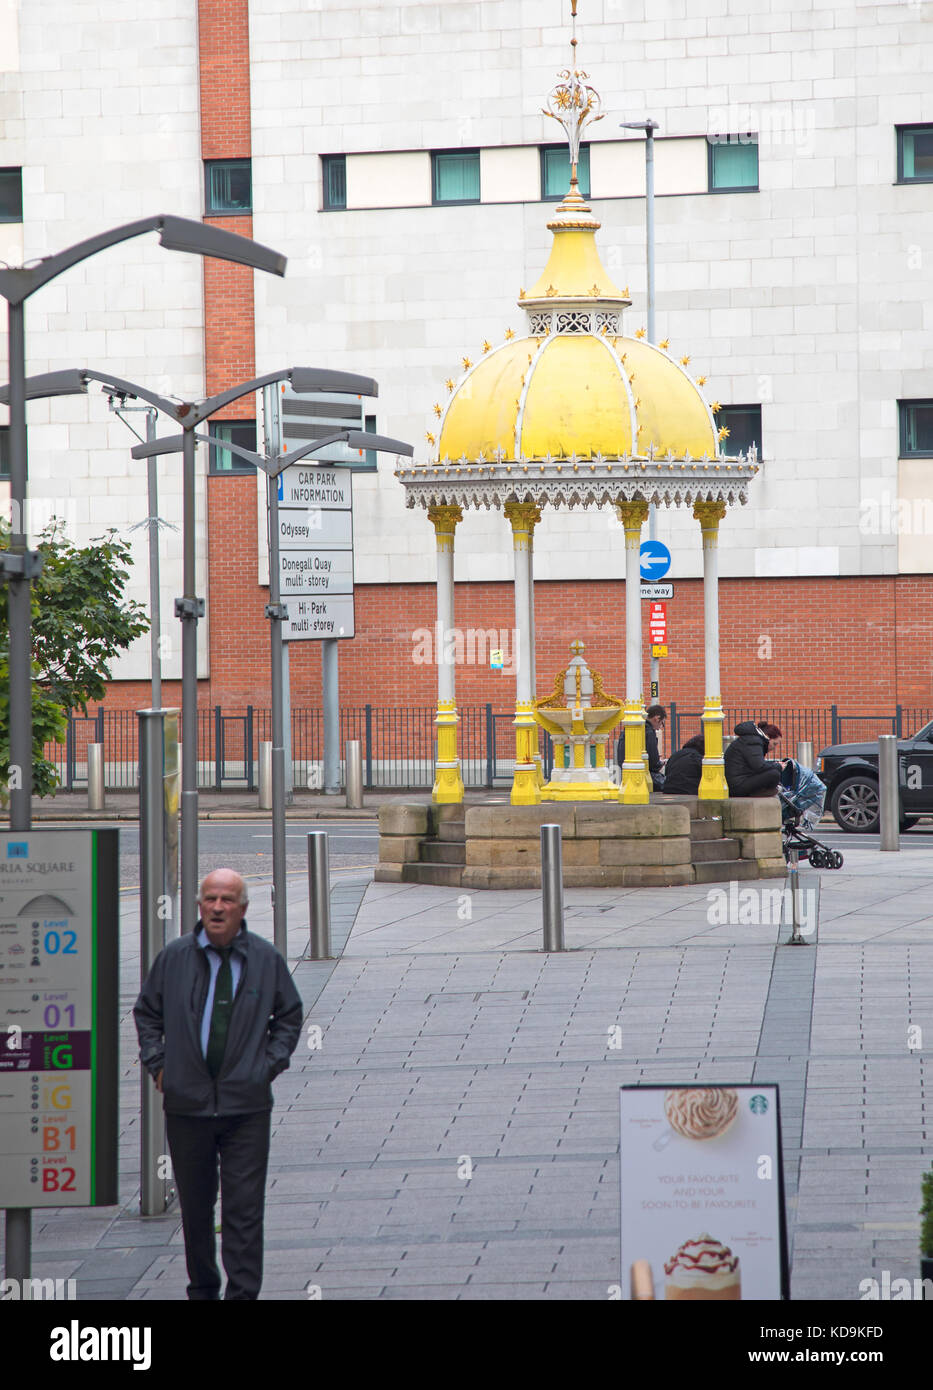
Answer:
[
  {"xmin": 663, "ymin": 1087, "xmax": 739, "ymax": 1141},
  {"xmin": 664, "ymin": 1234, "xmax": 741, "ymax": 1301}
]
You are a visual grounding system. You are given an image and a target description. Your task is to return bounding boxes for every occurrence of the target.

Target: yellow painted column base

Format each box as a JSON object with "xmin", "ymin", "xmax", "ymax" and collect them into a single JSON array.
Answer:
[
  {"xmin": 619, "ymin": 700, "xmax": 650, "ymax": 804},
  {"xmin": 698, "ymin": 697, "xmax": 729, "ymax": 801},
  {"xmin": 433, "ymin": 766, "xmax": 465, "ymax": 804},
  {"xmin": 541, "ymin": 779, "xmax": 620, "ymax": 801},
  {"xmin": 511, "ymin": 702, "xmax": 541, "ymax": 806},
  {"xmin": 433, "ymin": 701, "xmax": 464, "ymax": 805}
]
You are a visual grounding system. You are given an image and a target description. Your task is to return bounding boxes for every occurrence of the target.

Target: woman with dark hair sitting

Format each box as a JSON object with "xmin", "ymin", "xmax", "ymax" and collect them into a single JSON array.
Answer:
[
  {"xmin": 724, "ymin": 720, "xmax": 785, "ymax": 797},
  {"xmin": 662, "ymin": 733, "xmax": 705, "ymax": 796}
]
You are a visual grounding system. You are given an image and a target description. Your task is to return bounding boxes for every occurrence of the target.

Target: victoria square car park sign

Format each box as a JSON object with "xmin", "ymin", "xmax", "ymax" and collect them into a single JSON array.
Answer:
[
  {"xmin": 277, "ymin": 462, "xmax": 355, "ymax": 640},
  {"xmin": 0, "ymin": 831, "xmax": 118, "ymax": 1208}
]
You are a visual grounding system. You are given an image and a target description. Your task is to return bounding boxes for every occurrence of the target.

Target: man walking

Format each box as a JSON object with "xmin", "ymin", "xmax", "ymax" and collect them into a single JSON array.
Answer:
[{"xmin": 134, "ymin": 868, "xmax": 303, "ymax": 1300}]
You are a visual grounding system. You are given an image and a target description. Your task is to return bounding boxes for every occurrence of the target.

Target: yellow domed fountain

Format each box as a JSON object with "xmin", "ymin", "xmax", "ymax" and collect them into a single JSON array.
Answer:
[{"xmin": 396, "ymin": 1, "xmax": 760, "ymax": 809}]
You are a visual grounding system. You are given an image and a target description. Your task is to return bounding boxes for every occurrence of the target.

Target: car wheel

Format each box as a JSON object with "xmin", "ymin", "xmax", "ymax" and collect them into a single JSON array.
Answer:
[
  {"xmin": 831, "ymin": 774, "xmax": 880, "ymax": 833},
  {"xmin": 901, "ymin": 815, "xmax": 919, "ymax": 831}
]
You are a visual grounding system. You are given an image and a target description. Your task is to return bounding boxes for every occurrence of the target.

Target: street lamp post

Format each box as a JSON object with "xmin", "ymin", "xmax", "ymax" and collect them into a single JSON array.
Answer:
[
  {"xmin": 135, "ymin": 403, "xmax": 413, "ymax": 954},
  {"xmin": 109, "ymin": 398, "xmax": 167, "ymax": 710},
  {"xmin": 2, "ymin": 363, "xmax": 323, "ymax": 933},
  {"xmin": 0, "ymin": 216, "xmax": 285, "ymax": 830},
  {"xmin": 95, "ymin": 366, "xmax": 338, "ymax": 931},
  {"xmin": 620, "ymin": 120, "xmax": 662, "ymax": 709},
  {"xmin": 0, "ymin": 214, "xmax": 286, "ymax": 1283}
]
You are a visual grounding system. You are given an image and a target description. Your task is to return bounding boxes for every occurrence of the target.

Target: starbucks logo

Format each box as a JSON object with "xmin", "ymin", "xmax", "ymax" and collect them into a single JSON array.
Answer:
[{"xmin": 749, "ymin": 1094, "xmax": 768, "ymax": 1115}]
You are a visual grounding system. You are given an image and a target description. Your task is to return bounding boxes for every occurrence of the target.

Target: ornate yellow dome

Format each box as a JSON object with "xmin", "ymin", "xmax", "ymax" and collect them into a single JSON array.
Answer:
[{"xmin": 433, "ymin": 186, "xmax": 721, "ymax": 467}]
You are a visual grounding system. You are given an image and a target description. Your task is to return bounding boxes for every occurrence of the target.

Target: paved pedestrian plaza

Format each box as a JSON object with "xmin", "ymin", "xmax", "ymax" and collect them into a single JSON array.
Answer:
[{"xmin": 4, "ymin": 833, "xmax": 933, "ymax": 1301}]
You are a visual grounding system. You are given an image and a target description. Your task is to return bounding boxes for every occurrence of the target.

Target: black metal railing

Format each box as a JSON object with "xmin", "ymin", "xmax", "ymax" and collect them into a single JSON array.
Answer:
[
  {"xmin": 668, "ymin": 704, "xmax": 932, "ymax": 756},
  {"xmin": 41, "ymin": 703, "xmax": 933, "ymax": 793}
]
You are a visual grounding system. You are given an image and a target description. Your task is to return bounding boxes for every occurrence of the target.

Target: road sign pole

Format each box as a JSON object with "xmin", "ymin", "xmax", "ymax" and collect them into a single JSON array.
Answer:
[
  {"xmin": 263, "ymin": 385, "xmax": 288, "ymax": 957},
  {"xmin": 640, "ymin": 542, "xmax": 672, "ymax": 711}
]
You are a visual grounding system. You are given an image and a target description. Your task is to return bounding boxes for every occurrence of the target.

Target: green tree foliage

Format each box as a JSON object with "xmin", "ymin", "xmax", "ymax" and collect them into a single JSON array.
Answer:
[{"xmin": 1, "ymin": 520, "xmax": 148, "ymax": 799}]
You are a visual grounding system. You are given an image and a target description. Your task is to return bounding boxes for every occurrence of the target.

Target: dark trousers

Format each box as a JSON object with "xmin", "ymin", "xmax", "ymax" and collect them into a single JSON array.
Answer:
[
  {"xmin": 733, "ymin": 769, "xmax": 781, "ymax": 796},
  {"xmin": 166, "ymin": 1110, "xmax": 271, "ymax": 1301}
]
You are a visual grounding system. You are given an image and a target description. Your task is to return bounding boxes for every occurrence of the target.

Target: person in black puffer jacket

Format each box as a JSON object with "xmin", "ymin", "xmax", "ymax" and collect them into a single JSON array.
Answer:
[
  {"xmin": 725, "ymin": 720, "xmax": 784, "ymax": 797},
  {"xmin": 662, "ymin": 733, "xmax": 705, "ymax": 795}
]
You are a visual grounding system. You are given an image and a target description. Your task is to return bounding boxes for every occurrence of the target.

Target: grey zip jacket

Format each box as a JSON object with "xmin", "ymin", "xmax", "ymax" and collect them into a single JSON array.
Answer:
[{"xmin": 134, "ymin": 923, "xmax": 303, "ymax": 1117}]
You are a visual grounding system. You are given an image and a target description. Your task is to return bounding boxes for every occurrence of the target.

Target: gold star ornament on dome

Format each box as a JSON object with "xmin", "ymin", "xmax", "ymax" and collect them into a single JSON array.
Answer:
[
  {"xmin": 717, "ymin": 426, "xmax": 730, "ymax": 442},
  {"xmin": 504, "ymin": 327, "xmax": 515, "ymax": 339},
  {"xmin": 445, "ymin": 378, "xmax": 455, "ymax": 392},
  {"xmin": 635, "ymin": 327, "xmax": 646, "ymax": 338},
  {"xmin": 432, "ymin": 403, "xmax": 442, "ymax": 417},
  {"xmin": 482, "ymin": 340, "xmax": 492, "ymax": 353},
  {"xmin": 680, "ymin": 355, "xmax": 691, "ymax": 366},
  {"xmin": 426, "ymin": 432, "xmax": 436, "ymax": 445},
  {"xmin": 697, "ymin": 375, "xmax": 707, "ymax": 385},
  {"xmin": 710, "ymin": 401, "xmax": 721, "ymax": 413},
  {"xmin": 462, "ymin": 357, "xmax": 472, "ymax": 370},
  {"xmin": 659, "ymin": 338, "xmax": 670, "ymax": 350}
]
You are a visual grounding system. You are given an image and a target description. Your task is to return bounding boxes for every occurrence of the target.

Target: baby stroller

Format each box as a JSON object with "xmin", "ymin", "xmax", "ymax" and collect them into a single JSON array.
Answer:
[{"xmin": 778, "ymin": 759, "xmax": 844, "ymax": 869}]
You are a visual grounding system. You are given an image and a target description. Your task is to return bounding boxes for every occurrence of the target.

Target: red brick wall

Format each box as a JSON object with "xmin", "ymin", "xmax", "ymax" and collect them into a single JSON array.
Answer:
[
  {"xmin": 197, "ymin": 0, "xmax": 257, "ymax": 697},
  {"xmin": 109, "ymin": 574, "xmax": 933, "ymax": 718},
  {"xmin": 202, "ymin": 214, "xmax": 256, "ymax": 403},
  {"xmin": 198, "ymin": 0, "xmax": 251, "ymax": 159}
]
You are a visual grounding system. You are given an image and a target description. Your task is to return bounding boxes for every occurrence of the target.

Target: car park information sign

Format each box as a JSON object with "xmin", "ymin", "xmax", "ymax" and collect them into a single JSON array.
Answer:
[
  {"xmin": 276, "ymin": 463, "xmax": 355, "ymax": 639},
  {"xmin": 0, "ymin": 831, "xmax": 118, "ymax": 1207}
]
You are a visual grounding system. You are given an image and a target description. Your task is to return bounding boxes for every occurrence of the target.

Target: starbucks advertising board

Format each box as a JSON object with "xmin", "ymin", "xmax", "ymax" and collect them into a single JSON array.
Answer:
[
  {"xmin": 277, "ymin": 461, "xmax": 355, "ymax": 640},
  {"xmin": 0, "ymin": 831, "xmax": 119, "ymax": 1207},
  {"xmin": 619, "ymin": 1084, "xmax": 789, "ymax": 1300}
]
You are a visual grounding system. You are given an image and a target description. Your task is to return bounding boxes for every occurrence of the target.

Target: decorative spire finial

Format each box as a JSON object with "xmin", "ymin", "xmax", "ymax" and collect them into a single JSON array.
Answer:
[{"xmin": 542, "ymin": 0, "xmax": 604, "ymax": 191}]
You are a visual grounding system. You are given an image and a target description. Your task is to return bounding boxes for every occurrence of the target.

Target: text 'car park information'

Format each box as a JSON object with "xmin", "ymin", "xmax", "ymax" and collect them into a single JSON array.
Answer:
[
  {"xmin": 277, "ymin": 464, "xmax": 355, "ymax": 640},
  {"xmin": 0, "ymin": 831, "xmax": 118, "ymax": 1207}
]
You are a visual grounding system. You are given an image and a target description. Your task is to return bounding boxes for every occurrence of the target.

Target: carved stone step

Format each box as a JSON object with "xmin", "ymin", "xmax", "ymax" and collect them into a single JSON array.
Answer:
[{"xmin": 691, "ymin": 838, "xmax": 740, "ymax": 862}]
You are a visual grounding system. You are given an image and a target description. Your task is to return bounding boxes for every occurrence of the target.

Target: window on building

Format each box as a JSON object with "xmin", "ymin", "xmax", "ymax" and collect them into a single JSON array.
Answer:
[
  {"xmin": 899, "ymin": 400, "xmax": 933, "ymax": 457},
  {"xmin": 0, "ymin": 168, "xmax": 23, "ymax": 223},
  {"xmin": 0, "ymin": 424, "xmax": 9, "ymax": 478},
  {"xmin": 432, "ymin": 150, "xmax": 480, "ymax": 205},
  {"xmin": 205, "ymin": 159, "xmax": 252, "ymax": 215},
  {"xmin": 718, "ymin": 404, "xmax": 762, "ymax": 458},
  {"xmin": 897, "ymin": 125, "xmax": 933, "ymax": 183},
  {"xmin": 362, "ymin": 414, "xmax": 378, "ymax": 470},
  {"xmin": 322, "ymin": 155, "xmax": 347, "ymax": 210},
  {"xmin": 541, "ymin": 144, "xmax": 590, "ymax": 200},
  {"xmin": 208, "ymin": 420, "xmax": 257, "ymax": 474},
  {"xmin": 707, "ymin": 136, "xmax": 758, "ymax": 192}
]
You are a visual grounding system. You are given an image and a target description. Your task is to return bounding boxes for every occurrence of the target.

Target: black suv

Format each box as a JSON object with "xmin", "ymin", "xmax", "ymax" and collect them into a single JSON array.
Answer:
[{"xmin": 818, "ymin": 720, "xmax": 933, "ymax": 832}]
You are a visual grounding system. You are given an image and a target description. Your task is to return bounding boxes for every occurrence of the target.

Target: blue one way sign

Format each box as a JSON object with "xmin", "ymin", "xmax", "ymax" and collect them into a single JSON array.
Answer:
[{"xmin": 639, "ymin": 540, "xmax": 672, "ymax": 581}]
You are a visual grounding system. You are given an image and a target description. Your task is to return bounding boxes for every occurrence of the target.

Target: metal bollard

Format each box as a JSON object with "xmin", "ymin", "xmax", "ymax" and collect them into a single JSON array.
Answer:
[
  {"xmin": 307, "ymin": 831, "xmax": 332, "ymax": 960},
  {"xmin": 258, "ymin": 741, "xmax": 272, "ymax": 810},
  {"xmin": 878, "ymin": 734, "xmax": 899, "ymax": 851},
  {"xmin": 87, "ymin": 743, "xmax": 105, "ymax": 811},
  {"xmin": 345, "ymin": 739, "xmax": 363, "ymax": 809},
  {"xmin": 796, "ymin": 741, "xmax": 813, "ymax": 769},
  {"xmin": 541, "ymin": 823, "xmax": 565, "ymax": 951},
  {"xmin": 785, "ymin": 847, "xmax": 807, "ymax": 946}
]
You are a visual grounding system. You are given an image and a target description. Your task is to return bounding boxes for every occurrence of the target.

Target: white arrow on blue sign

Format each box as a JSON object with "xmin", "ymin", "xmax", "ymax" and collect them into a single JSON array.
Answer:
[{"xmin": 639, "ymin": 540, "xmax": 672, "ymax": 581}]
